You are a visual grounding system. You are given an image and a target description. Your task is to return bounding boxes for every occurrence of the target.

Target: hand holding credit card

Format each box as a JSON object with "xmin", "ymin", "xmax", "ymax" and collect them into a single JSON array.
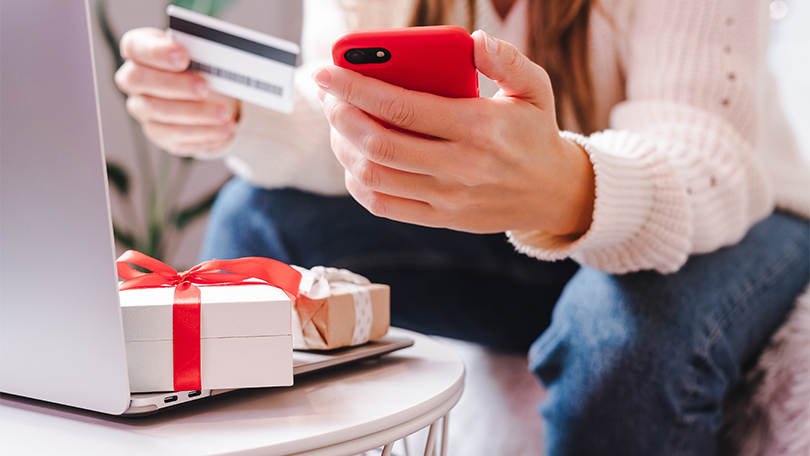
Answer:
[{"xmin": 166, "ymin": 5, "xmax": 300, "ymax": 114}]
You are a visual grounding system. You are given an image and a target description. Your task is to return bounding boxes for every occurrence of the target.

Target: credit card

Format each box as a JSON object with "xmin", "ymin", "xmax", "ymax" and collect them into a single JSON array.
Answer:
[{"xmin": 166, "ymin": 5, "xmax": 300, "ymax": 114}]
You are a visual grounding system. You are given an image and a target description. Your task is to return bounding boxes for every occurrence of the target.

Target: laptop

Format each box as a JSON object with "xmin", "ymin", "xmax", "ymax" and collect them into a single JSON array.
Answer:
[{"xmin": 0, "ymin": 0, "xmax": 411, "ymax": 416}]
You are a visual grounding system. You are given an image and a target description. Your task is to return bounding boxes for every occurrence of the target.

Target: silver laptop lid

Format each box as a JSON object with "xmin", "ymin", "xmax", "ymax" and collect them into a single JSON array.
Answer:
[{"xmin": 0, "ymin": 0, "xmax": 131, "ymax": 414}]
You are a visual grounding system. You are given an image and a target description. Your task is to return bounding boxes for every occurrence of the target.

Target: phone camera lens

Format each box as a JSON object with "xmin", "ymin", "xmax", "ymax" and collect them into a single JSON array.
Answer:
[{"xmin": 345, "ymin": 49, "xmax": 365, "ymax": 64}]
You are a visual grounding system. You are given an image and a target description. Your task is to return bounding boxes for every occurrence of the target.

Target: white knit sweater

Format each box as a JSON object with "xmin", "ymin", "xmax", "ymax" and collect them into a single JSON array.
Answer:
[{"xmin": 216, "ymin": 0, "xmax": 810, "ymax": 274}]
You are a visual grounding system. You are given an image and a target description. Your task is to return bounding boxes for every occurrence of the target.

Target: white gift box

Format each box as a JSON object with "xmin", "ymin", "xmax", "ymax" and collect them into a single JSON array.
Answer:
[{"xmin": 120, "ymin": 283, "xmax": 292, "ymax": 393}]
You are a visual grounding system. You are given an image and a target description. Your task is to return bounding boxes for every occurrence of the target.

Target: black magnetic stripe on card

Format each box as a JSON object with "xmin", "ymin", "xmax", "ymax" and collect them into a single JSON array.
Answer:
[{"xmin": 169, "ymin": 16, "xmax": 297, "ymax": 66}]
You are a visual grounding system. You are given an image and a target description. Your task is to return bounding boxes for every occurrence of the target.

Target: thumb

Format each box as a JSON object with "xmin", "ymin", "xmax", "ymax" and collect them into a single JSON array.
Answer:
[{"xmin": 472, "ymin": 30, "xmax": 554, "ymax": 111}]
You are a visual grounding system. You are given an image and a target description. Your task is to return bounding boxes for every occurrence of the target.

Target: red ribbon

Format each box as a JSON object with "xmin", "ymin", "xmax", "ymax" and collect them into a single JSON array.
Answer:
[{"xmin": 116, "ymin": 250, "xmax": 301, "ymax": 391}]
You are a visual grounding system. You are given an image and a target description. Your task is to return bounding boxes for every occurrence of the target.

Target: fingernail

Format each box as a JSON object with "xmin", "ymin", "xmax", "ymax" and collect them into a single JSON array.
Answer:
[
  {"xmin": 193, "ymin": 80, "xmax": 207, "ymax": 97},
  {"xmin": 170, "ymin": 51, "xmax": 187, "ymax": 69},
  {"xmin": 317, "ymin": 88, "xmax": 327, "ymax": 102},
  {"xmin": 312, "ymin": 67, "xmax": 331, "ymax": 89},
  {"xmin": 483, "ymin": 31, "xmax": 498, "ymax": 54}
]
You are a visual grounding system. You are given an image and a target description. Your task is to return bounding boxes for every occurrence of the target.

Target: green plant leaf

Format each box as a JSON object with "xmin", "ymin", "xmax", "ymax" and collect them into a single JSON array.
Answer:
[
  {"xmin": 173, "ymin": 190, "xmax": 220, "ymax": 230},
  {"xmin": 171, "ymin": 0, "xmax": 237, "ymax": 17},
  {"xmin": 147, "ymin": 215, "xmax": 164, "ymax": 260},
  {"xmin": 106, "ymin": 161, "xmax": 130, "ymax": 196},
  {"xmin": 95, "ymin": 0, "xmax": 125, "ymax": 70},
  {"xmin": 113, "ymin": 225, "xmax": 137, "ymax": 249}
]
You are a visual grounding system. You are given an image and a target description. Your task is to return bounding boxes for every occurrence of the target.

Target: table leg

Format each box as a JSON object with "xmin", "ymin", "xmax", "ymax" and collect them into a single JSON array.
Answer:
[
  {"xmin": 423, "ymin": 421, "xmax": 439, "ymax": 456},
  {"xmin": 366, "ymin": 411, "xmax": 451, "ymax": 456},
  {"xmin": 440, "ymin": 414, "xmax": 449, "ymax": 456}
]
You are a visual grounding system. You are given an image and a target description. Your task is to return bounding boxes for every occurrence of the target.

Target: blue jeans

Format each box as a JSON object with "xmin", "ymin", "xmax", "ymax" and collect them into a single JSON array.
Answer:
[{"xmin": 200, "ymin": 178, "xmax": 810, "ymax": 455}]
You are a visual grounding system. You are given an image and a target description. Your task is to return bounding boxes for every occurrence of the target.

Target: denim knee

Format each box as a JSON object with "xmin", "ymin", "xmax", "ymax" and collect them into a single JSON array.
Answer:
[
  {"xmin": 200, "ymin": 179, "xmax": 296, "ymax": 262},
  {"xmin": 529, "ymin": 267, "xmax": 741, "ymax": 454},
  {"xmin": 527, "ymin": 212, "xmax": 809, "ymax": 455}
]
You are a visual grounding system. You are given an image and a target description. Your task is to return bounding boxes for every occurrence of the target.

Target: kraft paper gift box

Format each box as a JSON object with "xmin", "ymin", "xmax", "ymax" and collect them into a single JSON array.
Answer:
[
  {"xmin": 292, "ymin": 266, "xmax": 390, "ymax": 350},
  {"xmin": 116, "ymin": 250, "xmax": 301, "ymax": 393}
]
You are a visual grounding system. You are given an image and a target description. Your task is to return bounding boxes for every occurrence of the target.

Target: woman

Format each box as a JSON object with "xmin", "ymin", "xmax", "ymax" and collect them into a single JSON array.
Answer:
[{"xmin": 115, "ymin": 0, "xmax": 810, "ymax": 453}]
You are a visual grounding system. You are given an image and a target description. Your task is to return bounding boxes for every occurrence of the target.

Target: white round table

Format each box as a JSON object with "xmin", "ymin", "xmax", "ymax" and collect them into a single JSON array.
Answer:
[{"xmin": 0, "ymin": 328, "xmax": 464, "ymax": 456}]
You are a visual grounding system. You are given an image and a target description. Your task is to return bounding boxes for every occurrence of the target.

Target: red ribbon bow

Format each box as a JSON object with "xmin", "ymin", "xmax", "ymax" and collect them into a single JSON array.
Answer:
[{"xmin": 116, "ymin": 250, "xmax": 301, "ymax": 391}]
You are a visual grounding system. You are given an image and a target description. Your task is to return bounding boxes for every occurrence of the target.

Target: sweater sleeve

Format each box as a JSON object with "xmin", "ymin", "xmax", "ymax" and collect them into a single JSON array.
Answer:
[
  {"xmin": 507, "ymin": 0, "xmax": 774, "ymax": 274},
  {"xmin": 215, "ymin": 0, "xmax": 350, "ymax": 196}
]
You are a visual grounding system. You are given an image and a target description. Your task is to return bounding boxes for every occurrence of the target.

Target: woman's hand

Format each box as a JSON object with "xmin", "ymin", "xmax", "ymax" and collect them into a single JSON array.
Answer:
[
  {"xmin": 314, "ymin": 30, "xmax": 595, "ymax": 235},
  {"xmin": 114, "ymin": 27, "xmax": 239, "ymax": 157}
]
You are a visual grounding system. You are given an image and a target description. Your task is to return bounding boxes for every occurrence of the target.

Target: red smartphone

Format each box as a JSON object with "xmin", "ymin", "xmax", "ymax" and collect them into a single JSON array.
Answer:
[{"xmin": 331, "ymin": 25, "xmax": 479, "ymax": 100}]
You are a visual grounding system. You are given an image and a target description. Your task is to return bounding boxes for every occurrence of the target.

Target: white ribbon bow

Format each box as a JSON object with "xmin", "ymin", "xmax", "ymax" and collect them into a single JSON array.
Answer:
[{"xmin": 291, "ymin": 266, "xmax": 374, "ymax": 349}]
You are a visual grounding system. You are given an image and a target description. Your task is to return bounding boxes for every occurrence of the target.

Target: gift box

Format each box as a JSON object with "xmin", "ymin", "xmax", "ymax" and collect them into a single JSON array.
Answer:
[
  {"xmin": 292, "ymin": 266, "xmax": 390, "ymax": 350},
  {"xmin": 117, "ymin": 251, "xmax": 301, "ymax": 393}
]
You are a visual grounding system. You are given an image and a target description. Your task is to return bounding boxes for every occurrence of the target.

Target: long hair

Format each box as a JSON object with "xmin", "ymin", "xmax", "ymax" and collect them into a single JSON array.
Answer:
[{"xmin": 410, "ymin": 0, "xmax": 597, "ymax": 134}]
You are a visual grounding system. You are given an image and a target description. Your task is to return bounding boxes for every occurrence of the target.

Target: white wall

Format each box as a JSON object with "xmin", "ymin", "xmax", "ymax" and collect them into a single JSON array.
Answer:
[{"xmin": 769, "ymin": 0, "xmax": 810, "ymax": 160}]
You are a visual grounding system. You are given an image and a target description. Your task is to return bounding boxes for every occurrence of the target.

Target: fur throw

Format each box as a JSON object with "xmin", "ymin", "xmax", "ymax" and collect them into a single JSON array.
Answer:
[{"xmin": 722, "ymin": 286, "xmax": 810, "ymax": 456}]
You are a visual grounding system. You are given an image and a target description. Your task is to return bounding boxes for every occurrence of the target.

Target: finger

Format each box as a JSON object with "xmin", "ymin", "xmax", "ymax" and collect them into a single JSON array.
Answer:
[
  {"xmin": 142, "ymin": 122, "xmax": 234, "ymax": 152},
  {"xmin": 172, "ymin": 138, "xmax": 233, "ymax": 158},
  {"xmin": 471, "ymin": 30, "xmax": 554, "ymax": 112},
  {"xmin": 115, "ymin": 61, "xmax": 208, "ymax": 100},
  {"xmin": 344, "ymin": 172, "xmax": 446, "ymax": 228},
  {"xmin": 120, "ymin": 27, "xmax": 189, "ymax": 72},
  {"xmin": 126, "ymin": 95, "xmax": 234, "ymax": 126},
  {"xmin": 330, "ymin": 126, "xmax": 440, "ymax": 201},
  {"xmin": 312, "ymin": 66, "xmax": 466, "ymax": 140},
  {"xmin": 322, "ymin": 93, "xmax": 459, "ymax": 175}
]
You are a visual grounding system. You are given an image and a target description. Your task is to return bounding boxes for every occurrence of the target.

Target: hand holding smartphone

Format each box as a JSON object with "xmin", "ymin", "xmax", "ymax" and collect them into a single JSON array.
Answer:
[{"xmin": 331, "ymin": 26, "xmax": 479, "ymax": 133}]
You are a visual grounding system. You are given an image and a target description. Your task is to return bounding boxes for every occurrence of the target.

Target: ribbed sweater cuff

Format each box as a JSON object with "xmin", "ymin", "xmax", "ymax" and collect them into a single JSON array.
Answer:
[{"xmin": 507, "ymin": 130, "xmax": 692, "ymax": 274}]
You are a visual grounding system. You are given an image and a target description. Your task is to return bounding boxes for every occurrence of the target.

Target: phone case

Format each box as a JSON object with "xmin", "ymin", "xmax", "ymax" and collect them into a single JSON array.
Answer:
[{"xmin": 332, "ymin": 26, "xmax": 479, "ymax": 99}]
